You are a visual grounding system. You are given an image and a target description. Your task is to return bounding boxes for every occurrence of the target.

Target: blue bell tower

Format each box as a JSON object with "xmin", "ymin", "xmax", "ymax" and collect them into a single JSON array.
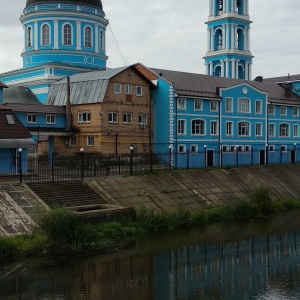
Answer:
[{"xmin": 203, "ymin": 0, "xmax": 253, "ymax": 79}]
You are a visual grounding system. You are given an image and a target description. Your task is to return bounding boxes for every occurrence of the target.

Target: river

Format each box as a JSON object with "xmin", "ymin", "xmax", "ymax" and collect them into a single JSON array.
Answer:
[{"xmin": 1, "ymin": 210, "xmax": 300, "ymax": 300}]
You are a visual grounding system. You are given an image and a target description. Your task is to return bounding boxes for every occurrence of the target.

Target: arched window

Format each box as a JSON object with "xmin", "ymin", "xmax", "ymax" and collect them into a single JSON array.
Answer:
[
  {"xmin": 99, "ymin": 30, "xmax": 104, "ymax": 51},
  {"xmin": 238, "ymin": 121, "xmax": 250, "ymax": 136},
  {"xmin": 215, "ymin": 28, "xmax": 223, "ymax": 51},
  {"xmin": 279, "ymin": 123, "xmax": 289, "ymax": 137},
  {"xmin": 41, "ymin": 24, "xmax": 50, "ymax": 45},
  {"xmin": 237, "ymin": 28, "xmax": 244, "ymax": 50},
  {"xmin": 238, "ymin": 65, "xmax": 245, "ymax": 79},
  {"xmin": 191, "ymin": 119, "xmax": 205, "ymax": 135},
  {"xmin": 84, "ymin": 26, "xmax": 92, "ymax": 47},
  {"xmin": 218, "ymin": 0, "xmax": 223, "ymax": 14},
  {"xmin": 238, "ymin": 98, "xmax": 250, "ymax": 113},
  {"xmin": 214, "ymin": 66, "xmax": 221, "ymax": 77},
  {"xmin": 63, "ymin": 24, "xmax": 72, "ymax": 45},
  {"xmin": 27, "ymin": 26, "xmax": 32, "ymax": 47}
]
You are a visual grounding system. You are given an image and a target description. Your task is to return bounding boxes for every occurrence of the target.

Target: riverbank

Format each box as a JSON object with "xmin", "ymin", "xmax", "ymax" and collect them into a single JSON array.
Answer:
[{"xmin": 1, "ymin": 185, "xmax": 300, "ymax": 262}]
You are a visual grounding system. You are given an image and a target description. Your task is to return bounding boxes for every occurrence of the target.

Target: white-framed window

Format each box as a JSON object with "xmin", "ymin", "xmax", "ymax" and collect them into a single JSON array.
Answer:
[
  {"xmin": 255, "ymin": 100, "xmax": 262, "ymax": 114},
  {"xmin": 238, "ymin": 98, "xmax": 250, "ymax": 113},
  {"xmin": 255, "ymin": 123, "xmax": 262, "ymax": 137},
  {"xmin": 78, "ymin": 112, "xmax": 91, "ymax": 123},
  {"xmin": 86, "ymin": 136, "xmax": 94, "ymax": 146},
  {"xmin": 5, "ymin": 114, "xmax": 15, "ymax": 125},
  {"xmin": 69, "ymin": 136, "xmax": 77, "ymax": 146},
  {"xmin": 63, "ymin": 23, "xmax": 72, "ymax": 45},
  {"xmin": 84, "ymin": 26, "xmax": 92, "ymax": 47},
  {"xmin": 210, "ymin": 121, "xmax": 218, "ymax": 136},
  {"xmin": 178, "ymin": 144, "xmax": 186, "ymax": 153},
  {"xmin": 138, "ymin": 114, "xmax": 147, "ymax": 125},
  {"xmin": 280, "ymin": 106, "xmax": 287, "ymax": 116},
  {"xmin": 268, "ymin": 105, "xmax": 275, "ymax": 115},
  {"xmin": 27, "ymin": 26, "xmax": 32, "ymax": 47},
  {"xmin": 123, "ymin": 113, "xmax": 132, "ymax": 124},
  {"xmin": 222, "ymin": 145, "xmax": 229, "ymax": 152},
  {"xmin": 237, "ymin": 145, "xmax": 244, "ymax": 152},
  {"xmin": 238, "ymin": 121, "xmax": 250, "ymax": 136},
  {"xmin": 245, "ymin": 145, "xmax": 251, "ymax": 152},
  {"xmin": 194, "ymin": 99, "xmax": 202, "ymax": 111},
  {"xmin": 125, "ymin": 84, "xmax": 132, "ymax": 95},
  {"xmin": 230, "ymin": 145, "xmax": 236, "ymax": 152},
  {"xmin": 99, "ymin": 29, "xmax": 104, "ymax": 50},
  {"xmin": 114, "ymin": 83, "xmax": 121, "ymax": 94},
  {"xmin": 226, "ymin": 121, "xmax": 233, "ymax": 136},
  {"xmin": 293, "ymin": 107, "xmax": 299, "ymax": 117},
  {"xmin": 177, "ymin": 119, "xmax": 186, "ymax": 135},
  {"xmin": 281, "ymin": 145, "xmax": 287, "ymax": 152},
  {"xmin": 269, "ymin": 145, "xmax": 275, "ymax": 152},
  {"xmin": 225, "ymin": 97, "xmax": 233, "ymax": 112},
  {"xmin": 46, "ymin": 115, "xmax": 55, "ymax": 124},
  {"xmin": 293, "ymin": 124, "xmax": 299, "ymax": 137},
  {"xmin": 191, "ymin": 119, "xmax": 205, "ymax": 135},
  {"xmin": 108, "ymin": 112, "xmax": 118, "ymax": 123},
  {"xmin": 279, "ymin": 123, "xmax": 289, "ymax": 137},
  {"xmin": 269, "ymin": 123, "xmax": 275, "ymax": 137},
  {"xmin": 136, "ymin": 86, "xmax": 142, "ymax": 96},
  {"xmin": 41, "ymin": 24, "xmax": 50, "ymax": 45},
  {"xmin": 210, "ymin": 101, "xmax": 218, "ymax": 112},
  {"xmin": 27, "ymin": 114, "xmax": 37, "ymax": 123},
  {"xmin": 190, "ymin": 144, "xmax": 198, "ymax": 153},
  {"xmin": 177, "ymin": 98, "xmax": 186, "ymax": 110}
]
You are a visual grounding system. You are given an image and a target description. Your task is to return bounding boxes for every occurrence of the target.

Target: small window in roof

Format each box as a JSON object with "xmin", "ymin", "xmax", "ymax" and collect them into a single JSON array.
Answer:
[{"xmin": 6, "ymin": 114, "xmax": 15, "ymax": 125}]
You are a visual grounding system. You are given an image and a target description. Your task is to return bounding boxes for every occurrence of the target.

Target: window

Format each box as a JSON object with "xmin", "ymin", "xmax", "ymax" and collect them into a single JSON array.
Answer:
[
  {"xmin": 190, "ymin": 145, "xmax": 198, "ymax": 153},
  {"xmin": 177, "ymin": 98, "xmax": 185, "ymax": 110},
  {"xmin": 99, "ymin": 30, "xmax": 104, "ymax": 50},
  {"xmin": 123, "ymin": 113, "xmax": 132, "ymax": 124},
  {"xmin": 279, "ymin": 123, "xmax": 289, "ymax": 137},
  {"xmin": 210, "ymin": 101, "xmax": 218, "ymax": 112},
  {"xmin": 177, "ymin": 120, "xmax": 186, "ymax": 135},
  {"xmin": 222, "ymin": 145, "xmax": 229, "ymax": 152},
  {"xmin": 293, "ymin": 107, "xmax": 299, "ymax": 117},
  {"xmin": 27, "ymin": 26, "xmax": 32, "ymax": 47},
  {"xmin": 281, "ymin": 145, "xmax": 287, "ymax": 152},
  {"xmin": 210, "ymin": 121, "xmax": 218, "ymax": 135},
  {"xmin": 27, "ymin": 114, "xmax": 37, "ymax": 123},
  {"xmin": 178, "ymin": 144, "xmax": 186, "ymax": 153},
  {"xmin": 194, "ymin": 99, "xmax": 202, "ymax": 111},
  {"xmin": 245, "ymin": 145, "xmax": 251, "ymax": 152},
  {"xmin": 46, "ymin": 115, "xmax": 55, "ymax": 124},
  {"xmin": 237, "ymin": 145, "xmax": 244, "ymax": 151},
  {"xmin": 114, "ymin": 83, "xmax": 121, "ymax": 94},
  {"xmin": 230, "ymin": 145, "xmax": 236, "ymax": 152},
  {"xmin": 69, "ymin": 136, "xmax": 76, "ymax": 146},
  {"xmin": 268, "ymin": 105, "xmax": 275, "ymax": 115},
  {"xmin": 294, "ymin": 124, "xmax": 299, "ymax": 137},
  {"xmin": 78, "ymin": 112, "xmax": 91, "ymax": 123},
  {"xmin": 41, "ymin": 24, "xmax": 50, "ymax": 45},
  {"xmin": 87, "ymin": 136, "xmax": 94, "ymax": 146},
  {"xmin": 269, "ymin": 145, "xmax": 275, "ymax": 152},
  {"xmin": 280, "ymin": 106, "xmax": 287, "ymax": 116},
  {"xmin": 138, "ymin": 114, "xmax": 147, "ymax": 125},
  {"xmin": 238, "ymin": 98, "xmax": 250, "ymax": 113},
  {"xmin": 225, "ymin": 97, "xmax": 233, "ymax": 112},
  {"xmin": 269, "ymin": 124, "xmax": 275, "ymax": 137},
  {"xmin": 255, "ymin": 123, "xmax": 262, "ymax": 136},
  {"xmin": 125, "ymin": 84, "xmax": 132, "ymax": 95},
  {"xmin": 226, "ymin": 121, "xmax": 233, "ymax": 136},
  {"xmin": 255, "ymin": 101, "xmax": 262, "ymax": 114},
  {"xmin": 63, "ymin": 24, "xmax": 72, "ymax": 45},
  {"xmin": 84, "ymin": 26, "xmax": 92, "ymax": 47},
  {"xmin": 5, "ymin": 114, "xmax": 15, "ymax": 125},
  {"xmin": 238, "ymin": 121, "xmax": 250, "ymax": 136},
  {"xmin": 191, "ymin": 119, "xmax": 205, "ymax": 135},
  {"xmin": 108, "ymin": 112, "xmax": 118, "ymax": 123},
  {"xmin": 136, "ymin": 86, "xmax": 142, "ymax": 96}
]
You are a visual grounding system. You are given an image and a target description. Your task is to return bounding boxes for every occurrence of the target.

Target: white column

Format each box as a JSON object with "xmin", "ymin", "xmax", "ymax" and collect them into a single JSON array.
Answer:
[
  {"xmin": 54, "ymin": 20, "xmax": 58, "ymax": 49},
  {"xmin": 34, "ymin": 21, "xmax": 38, "ymax": 50},
  {"xmin": 225, "ymin": 59, "xmax": 230, "ymax": 77},
  {"xmin": 244, "ymin": 28, "xmax": 247, "ymax": 51},
  {"xmin": 210, "ymin": 62, "xmax": 214, "ymax": 76},
  {"xmin": 211, "ymin": 28, "xmax": 215, "ymax": 51},
  {"xmin": 245, "ymin": 62, "xmax": 249, "ymax": 80},
  {"xmin": 209, "ymin": 0, "xmax": 212, "ymax": 16},
  {"xmin": 205, "ymin": 63, "xmax": 209, "ymax": 75},
  {"xmin": 221, "ymin": 60, "xmax": 225, "ymax": 77},
  {"xmin": 226, "ymin": 24, "xmax": 229, "ymax": 49},
  {"xmin": 236, "ymin": 60, "xmax": 239, "ymax": 78},
  {"xmin": 234, "ymin": 24, "xmax": 237, "ymax": 49},
  {"xmin": 231, "ymin": 24, "xmax": 235, "ymax": 50},
  {"xmin": 207, "ymin": 28, "xmax": 211, "ymax": 51},
  {"xmin": 76, "ymin": 21, "xmax": 81, "ymax": 50},
  {"xmin": 222, "ymin": 25, "xmax": 225, "ymax": 50},
  {"xmin": 231, "ymin": 0, "xmax": 234, "ymax": 12},
  {"xmin": 223, "ymin": 0, "xmax": 226, "ymax": 12},
  {"xmin": 247, "ymin": 27, "xmax": 251, "ymax": 51},
  {"xmin": 95, "ymin": 25, "xmax": 99, "ymax": 53},
  {"xmin": 246, "ymin": 0, "xmax": 249, "ymax": 15},
  {"xmin": 249, "ymin": 62, "xmax": 253, "ymax": 80},
  {"xmin": 231, "ymin": 59, "xmax": 236, "ymax": 78}
]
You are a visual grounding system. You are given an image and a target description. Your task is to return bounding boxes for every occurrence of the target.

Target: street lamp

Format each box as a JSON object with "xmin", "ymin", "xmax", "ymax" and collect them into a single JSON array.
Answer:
[
  {"xmin": 18, "ymin": 148, "xmax": 23, "ymax": 183},
  {"xmin": 130, "ymin": 146, "xmax": 134, "ymax": 175},
  {"xmin": 80, "ymin": 148, "xmax": 84, "ymax": 180},
  {"xmin": 169, "ymin": 145, "xmax": 172, "ymax": 172},
  {"xmin": 204, "ymin": 145, "xmax": 207, "ymax": 169}
]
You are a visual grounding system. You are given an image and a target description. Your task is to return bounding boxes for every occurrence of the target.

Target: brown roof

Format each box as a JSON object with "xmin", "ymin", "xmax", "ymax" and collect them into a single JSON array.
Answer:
[
  {"xmin": 4, "ymin": 103, "xmax": 66, "ymax": 115},
  {"xmin": 0, "ymin": 108, "xmax": 32, "ymax": 139},
  {"xmin": 264, "ymin": 74, "xmax": 300, "ymax": 83},
  {"xmin": 0, "ymin": 82, "xmax": 8, "ymax": 88}
]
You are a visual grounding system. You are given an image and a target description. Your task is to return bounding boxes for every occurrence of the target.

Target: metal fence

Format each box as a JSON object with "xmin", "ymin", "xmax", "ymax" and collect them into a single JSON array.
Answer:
[{"xmin": 0, "ymin": 147, "xmax": 298, "ymax": 183}]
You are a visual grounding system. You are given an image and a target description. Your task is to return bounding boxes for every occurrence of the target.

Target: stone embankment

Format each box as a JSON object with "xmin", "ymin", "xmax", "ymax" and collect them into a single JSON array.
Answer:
[{"xmin": 1, "ymin": 165, "xmax": 300, "ymax": 236}]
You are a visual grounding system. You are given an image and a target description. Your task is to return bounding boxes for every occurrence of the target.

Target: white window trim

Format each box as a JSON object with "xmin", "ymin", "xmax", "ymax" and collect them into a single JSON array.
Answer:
[
  {"xmin": 108, "ymin": 112, "xmax": 118, "ymax": 123},
  {"xmin": 255, "ymin": 100, "xmax": 262, "ymax": 115},
  {"xmin": 27, "ymin": 25, "xmax": 33, "ymax": 48},
  {"xmin": 238, "ymin": 121, "xmax": 250, "ymax": 136},
  {"xmin": 84, "ymin": 25, "xmax": 93, "ymax": 48},
  {"xmin": 46, "ymin": 115, "xmax": 55, "ymax": 124},
  {"xmin": 40, "ymin": 23, "xmax": 51, "ymax": 46},
  {"xmin": 237, "ymin": 98, "xmax": 250, "ymax": 114},
  {"xmin": 27, "ymin": 114, "xmax": 37, "ymax": 123},
  {"xmin": 123, "ymin": 113, "xmax": 132, "ymax": 124},
  {"xmin": 210, "ymin": 120, "xmax": 218, "ymax": 136},
  {"xmin": 255, "ymin": 122, "xmax": 262, "ymax": 137},
  {"xmin": 222, "ymin": 145, "xmax": 229, "ymax": 152},
  {"xmin": 62, "ymin": 23, "xmax": 73, "ymax": 46},
  {"xmin": 125, "ymin": 84, "xmax": 132, "ymax": 95},
  {"xmin": 136, "ymin": 86, "xmax": 143, "ymax": 96},
  {"xmin": 225, "ymin": 97, "xmax": 233, "ymax": 113},
  {"xmin": 245, "ymin": 145, "xmax": 251, "ymax": 152},
  {"xmin": 268, "ymin": 105, "xmax": 275, "ymax": 115},
  {"xmin": 191, "ymin": 119, "xmax": 205, "ymax": 136},
  {"xmin": 69, "ymin": 136, "xmax": 76, "ymax": 147},
  {"xmin": 279, "ymin": 123, "xmax": 290, "ymax": 137},
  {"xmin": 226, "ymin": 121, "xmax": 233, "ymax": 136},
  {"xmin": 280, "ymin": 106, "xmax": 287, "ymax": 116},
  {"xmin": 177, "ymin": 119, "xmax": 186, "ymax": 135},
  {"xmin": 178, "ymin": 144, "xmax": 186, "ymax": 153},
  {"xmin": 78, "ymin": 112, "xmax": 91, "ymax": 123},
  {"xmin": 114, "ymin": 83, "xmax": 121, "ymax": 94},
  {"xmin": 293, "ymin": 107, "xmax": 299, "ymax": 117},
  {"xmin": 190, "ymin": 144, "xmax": 198, "ymax": 154},
  {"xmin": 269, "ymin": 123, "xmax": 275, "ymax": 137},
  {"xmin": 177, "ymin": 98, "xmax": 186, "ymax": 110},
  {"xmin": 99, "ymin": 29, "xmax": 104, "ymax": 51},
  {"xmin": 269, "ymin": 145, "xmax": 275, "ymax": 152},
  {"xmin": 210, "ymin": 100, "xmax": 218, "ymax": 112},
  {"xmin": 194, "ymin": 99, "xmax": 203, "ymax": 111},
  {"xmin": 138, "ymin": 114, "xmax": 147, "ymax": 125},
  {"xmin": 281, "ymin": 145, "xmax": 287, "ymax": 153},
  {"xmin": 86, "ymin": 136, "xmax": 95, "ymax": 146},
  {"xmin": 293, "ymin": 124, "xmax": 299, "ymax": 137}
]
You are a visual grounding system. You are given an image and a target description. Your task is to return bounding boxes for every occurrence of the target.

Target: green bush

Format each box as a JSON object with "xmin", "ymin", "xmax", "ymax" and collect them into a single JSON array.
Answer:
[
  {"xmin": 0, "ymin": 237, "xmax": 18, "ymax": 259},
  {"xmin": 250, "ymin": 185, "xmax": 273, "ymax": 215}
]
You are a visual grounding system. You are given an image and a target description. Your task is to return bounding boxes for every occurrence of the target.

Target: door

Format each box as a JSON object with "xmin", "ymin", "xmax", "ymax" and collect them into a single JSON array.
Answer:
[
  {"xmin": 207, "ymin": 150, "xmax": 214, "ymax": 167},
  {"xmin": 291, "ymin": 149, "xmax": 296, "ymax": 164},
  {"xmin": 259, "ymin": 150, "xmax": 265, "ymax": 165}
]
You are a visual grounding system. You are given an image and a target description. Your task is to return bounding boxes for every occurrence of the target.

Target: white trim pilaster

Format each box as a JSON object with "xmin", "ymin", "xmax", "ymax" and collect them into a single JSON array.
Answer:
[
  {"xmin": 207, "ymin": 28, "xmax": 211, "ymax": 51},
  {"xmin": 225, "ymin": 59, "xmax": 229, "ymax": 77},
  {"xmin": 236, "ymin": 60, "xmax": 239, "ymax": 78},
  {"xmin": 209, "ymin": 62, "xmax": 214, "ymax": 76},
  {"xmin": 76, "ymin": 21, "xmax": 81, "ymax": 50},
  {"xmin": 34, "ymin": 21, "xmax": 38, "ymax": 50},
  {"xmin": 222, "ymin": 25, "xmax": 225, "ymax": 50},
  {"xmin": 205, "ymin": 63, "xmax": 209, "ymax": 75},
  {"xmin": 231, "ymin": 59, "xmax": 236, "ymax": 78},
  {"xmin": 54, "ymin": 20, "xmax": 58, "ymax": 49},
  {"xmin": 245, "ymin": 62, "xmax": 249, "ymax": 80},
  {"xmin": 221, "ymin": 60, "xmax": 225, "ymax": 77},
  {"xmin": 95, "ymin": 25, "xmax": 99, "ymax": 53},
  {"xmin": 249, "ymin": 62, "xmax": 253, "ymax": 80},
  {"xmin": 226, "ymin": 24, "xmax": 229, "ymax": 49},
  {"xmin": 211, "ymin": 28, "xmax": 215, "ymax": 51}
]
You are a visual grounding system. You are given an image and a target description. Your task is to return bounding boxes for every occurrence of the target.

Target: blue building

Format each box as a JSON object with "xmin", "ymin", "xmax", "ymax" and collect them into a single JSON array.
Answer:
[
  {"xmin": 0, "ymin": 0, "xmax": 107, "ymax": 102},
  {"xmin": 203, "ymin": 0, "xmax": 253, "ymax": 79}
]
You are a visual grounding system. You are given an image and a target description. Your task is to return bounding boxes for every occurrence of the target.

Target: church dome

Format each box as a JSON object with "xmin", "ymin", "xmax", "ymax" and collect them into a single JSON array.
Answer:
[{"xmin": 26, "ymin": 0, "xmax": 103, "ymax": 9}]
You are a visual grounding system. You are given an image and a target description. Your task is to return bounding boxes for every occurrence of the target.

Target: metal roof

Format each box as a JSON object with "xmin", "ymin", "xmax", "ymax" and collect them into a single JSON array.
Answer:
[
  {"xmin": 26, "ymin": 0, "xmax": 103, "ymax": 9},
  {"xmin": 5, "ymin": 103, "xmax": 66, "ymax": 115},
  {"xmin": 3, "ymin": 86, "xmax": 41, "ymax": 105}
]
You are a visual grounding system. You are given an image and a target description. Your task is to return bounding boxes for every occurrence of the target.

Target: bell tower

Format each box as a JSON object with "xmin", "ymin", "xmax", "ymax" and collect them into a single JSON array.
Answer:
[{"xmin": 203, "ymin": 0, "xmax": 253, "ymax": 79}]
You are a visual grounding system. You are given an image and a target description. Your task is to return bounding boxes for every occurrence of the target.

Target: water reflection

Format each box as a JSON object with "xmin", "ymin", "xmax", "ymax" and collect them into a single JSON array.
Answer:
[{"xmin": 2, "ymin": 212, "xmax": 300, "ymax": 300}]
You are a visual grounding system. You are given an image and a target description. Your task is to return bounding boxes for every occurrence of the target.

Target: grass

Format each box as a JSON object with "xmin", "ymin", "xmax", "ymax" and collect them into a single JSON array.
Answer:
[{"xmin": 1, "ymin": 185, "xmax": 300, "ymax": 261}]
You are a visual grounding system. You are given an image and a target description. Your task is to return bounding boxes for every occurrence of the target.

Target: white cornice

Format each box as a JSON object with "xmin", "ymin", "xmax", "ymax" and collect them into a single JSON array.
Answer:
[{"xmin": 206, "ymin": 12, "xmax": 252, "ymax": 24}]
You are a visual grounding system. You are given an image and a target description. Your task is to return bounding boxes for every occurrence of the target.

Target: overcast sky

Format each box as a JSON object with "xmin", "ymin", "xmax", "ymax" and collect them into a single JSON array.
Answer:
[{"xmin": 0, "ymin": 1, "xmax": 299, "ymax": 79}]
